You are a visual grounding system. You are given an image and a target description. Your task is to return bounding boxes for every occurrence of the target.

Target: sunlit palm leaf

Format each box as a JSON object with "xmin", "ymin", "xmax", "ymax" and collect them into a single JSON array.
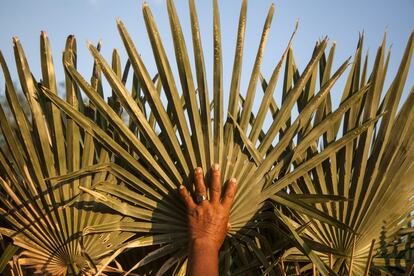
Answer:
[
  {"xmin": 1, "ymin": 0, "xmax": 412, "ymax": 275},
  {"xmin": 0, "ymin": 34, "xmax": 133, "ymax": 275},
  {"xmin": 36, "ymin": 1, "xmax": 397, "ymax": 274},
  {"xmin": 281, "ymin": 32, "xmax": 414, "ymax": 275}
]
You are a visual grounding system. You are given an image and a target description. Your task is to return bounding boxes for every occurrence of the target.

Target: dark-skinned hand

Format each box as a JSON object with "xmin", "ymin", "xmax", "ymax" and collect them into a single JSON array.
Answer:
[{"xmin": 179, "ymin": 164, "xmax": 237, "ymax": 276}]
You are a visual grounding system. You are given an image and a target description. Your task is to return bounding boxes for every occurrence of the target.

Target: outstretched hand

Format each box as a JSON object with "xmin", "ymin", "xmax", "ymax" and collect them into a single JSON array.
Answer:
[{"xmin": 179, "ymin": 164, "xmax": 237, "ymax": 276}]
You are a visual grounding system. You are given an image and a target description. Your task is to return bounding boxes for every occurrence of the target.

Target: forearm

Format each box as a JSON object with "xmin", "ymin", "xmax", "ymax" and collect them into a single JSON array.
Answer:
[{"xmin": 187, "ymin": 240, "xmax": 219, "ymax": 276}]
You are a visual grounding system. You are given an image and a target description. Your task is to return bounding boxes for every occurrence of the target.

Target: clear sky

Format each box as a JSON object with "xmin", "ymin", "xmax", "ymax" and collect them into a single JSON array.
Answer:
[{"xmin": 0, "ymin": 0, "xmax": 413, "ymax": 112}]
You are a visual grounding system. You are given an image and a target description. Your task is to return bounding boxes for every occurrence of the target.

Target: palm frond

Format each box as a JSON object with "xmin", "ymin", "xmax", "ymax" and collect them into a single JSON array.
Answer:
[
  {"xmin": 1, "ymin": 0, "xmax": 413, "ymax": 275},
  {"xmin": 0, "ymin": 33, "xmax": 133, "ymax": 275}
]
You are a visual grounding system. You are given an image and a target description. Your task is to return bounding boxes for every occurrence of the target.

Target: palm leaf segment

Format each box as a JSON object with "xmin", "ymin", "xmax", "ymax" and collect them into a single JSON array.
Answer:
[
  {"xmin": 281, "ymin": 32, "xmax": 414, "ymax": 275},
  {"xmin": 0, "ymin": 34, "xmax": 133, "ymax": 274}
]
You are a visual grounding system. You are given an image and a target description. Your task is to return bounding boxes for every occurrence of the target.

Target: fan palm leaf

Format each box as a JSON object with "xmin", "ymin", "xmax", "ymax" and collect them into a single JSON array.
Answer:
[
  {"xmin": 1, "ymin": 0, "xmax": 412, "ymax": 275},
  {"xmin": 37, "ymin": 0, "xmax": 391, "ymax": 274},
  {"xmin": 279, "ymin": 32, "xmax": 414, "ymax": 275},
  {"xmin": 0, "ymin": 33, "xmax": 133, "ymax": 275}
]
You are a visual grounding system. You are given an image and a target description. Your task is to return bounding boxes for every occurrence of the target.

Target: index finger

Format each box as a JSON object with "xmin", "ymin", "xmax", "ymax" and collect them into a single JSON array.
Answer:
[{"xmin": 179, "ymin": 185, "xmax": 196, "ymax": 210}]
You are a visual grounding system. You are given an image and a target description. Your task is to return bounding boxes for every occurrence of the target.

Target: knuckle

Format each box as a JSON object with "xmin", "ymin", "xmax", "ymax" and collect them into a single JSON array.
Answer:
[
  {"xmin": 195, "ymin": 173, "xmax": 204, "ymax": 181},
  {"xmin": 195, "ymin": 208, "xmax": 204, "ymax": 217},
  {"xmin": 226, "ymin": 191, "xmax": 235, "ymax": 199},
  {"xmin": 210, "ymin": 185, "xmax": 221, "ymax": 192}
]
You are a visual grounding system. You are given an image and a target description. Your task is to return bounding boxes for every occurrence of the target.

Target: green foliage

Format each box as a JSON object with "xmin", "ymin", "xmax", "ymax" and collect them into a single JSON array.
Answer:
[
  {"xmin": 0, "ymin": 0, "xmax": 413, "ymax": 275},
  {"xmin": 0, "ymin": 34, "xmax": 134, "ymax": 275}
]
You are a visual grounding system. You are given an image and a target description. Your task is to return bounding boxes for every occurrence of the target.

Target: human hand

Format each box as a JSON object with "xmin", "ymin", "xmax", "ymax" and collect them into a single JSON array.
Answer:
[{"xmin": 179, "ymin": 164, "xmax": 237, "ymax": 253}]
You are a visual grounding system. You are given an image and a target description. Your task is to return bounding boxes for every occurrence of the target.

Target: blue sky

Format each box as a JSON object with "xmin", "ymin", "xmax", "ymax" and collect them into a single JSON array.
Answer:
[{"xmin": 0, "ymin": 0, "xmax": 413, "ymax": 112}]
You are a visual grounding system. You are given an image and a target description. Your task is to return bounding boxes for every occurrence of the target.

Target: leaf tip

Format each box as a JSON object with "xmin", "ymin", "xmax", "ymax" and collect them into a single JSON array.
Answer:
[
  {"xmin": 86, "ymin": 41, "xmax": 94, "ymax": 49},
  {"xmin": 294, "ymin": 18, "xmax": 299, "ymax": 30}
]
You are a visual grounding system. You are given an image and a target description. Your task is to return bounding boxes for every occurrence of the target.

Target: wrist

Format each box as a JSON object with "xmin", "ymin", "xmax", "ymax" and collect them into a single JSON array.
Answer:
[
  {"xmin": 189, "ymin": 239, "xmax": 219, "ymax": 254},
  {"xmin": 187, "ymin": 239, "xmax": 219, "ymax": 276}
]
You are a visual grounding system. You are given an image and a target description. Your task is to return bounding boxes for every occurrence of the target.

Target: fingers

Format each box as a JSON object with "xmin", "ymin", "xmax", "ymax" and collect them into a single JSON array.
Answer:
[
  {"xmin": 210, "ymin": 163, "xmax": 222, "ymax": 204},
  {"xmin": 222, "ymin": 178, "xmax": 237, "ymax": 210},
  {"xmin": 179, "ymin": 185, "xmax": 196, "ymax": 209},
  {"xmin": 194, "ymin": 167, "xmax": 207, "ymax": 198},
  {"xmin": 182, "ymin": 165, "xmax": 233, "ymax": 209}
]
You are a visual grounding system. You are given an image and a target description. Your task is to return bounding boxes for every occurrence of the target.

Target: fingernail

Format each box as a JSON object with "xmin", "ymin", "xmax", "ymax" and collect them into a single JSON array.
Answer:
[
  {"xmin": 179, "ymin": 185, "xmax": 185, "ymax": 190},
  {"xmin": 195, "ymin": 167, "xmax": 202, "ymax": 173},
  {"xmin": 230, "ymin": 178, "xmax": 237, "ymax": 185},
  {"xmin": 213, "ymin": 163, "xmax": 220, "ymax": 171}
]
